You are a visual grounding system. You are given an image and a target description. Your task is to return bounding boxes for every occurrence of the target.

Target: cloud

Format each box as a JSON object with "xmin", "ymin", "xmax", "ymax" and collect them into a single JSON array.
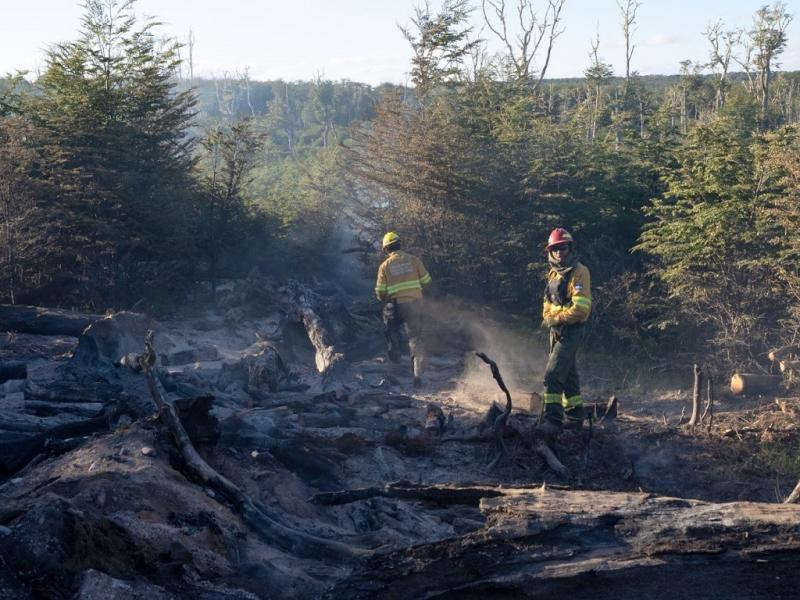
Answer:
[{"xmin": 644, "ymin": 33, "xmax": 682, "ymax": 47}]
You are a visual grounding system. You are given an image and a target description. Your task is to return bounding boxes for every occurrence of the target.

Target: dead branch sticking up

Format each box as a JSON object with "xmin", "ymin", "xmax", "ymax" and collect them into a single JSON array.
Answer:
[
  {"xmin": 688, "ymin": 363, "xmax": 702, "ymax": 427},
  {"xmin": 475, "ymin": 352, "xmax": 512, "ymax": 472}
]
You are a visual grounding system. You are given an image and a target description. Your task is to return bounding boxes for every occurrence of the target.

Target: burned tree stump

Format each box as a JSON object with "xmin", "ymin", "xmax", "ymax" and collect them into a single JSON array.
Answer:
[
  {"xmin": 217, "ymin": 340, "xmax": 295, "ymax": 393},
  {"xmin": 69, "ymin": 311, "xmax": 155, "ymax": 371}
]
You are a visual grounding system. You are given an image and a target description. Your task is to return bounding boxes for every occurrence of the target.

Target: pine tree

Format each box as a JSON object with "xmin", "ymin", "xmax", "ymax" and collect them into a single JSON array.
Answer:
[{"xmin": 23, "ymin": 0, "xmax": 198, "ymax": 306}]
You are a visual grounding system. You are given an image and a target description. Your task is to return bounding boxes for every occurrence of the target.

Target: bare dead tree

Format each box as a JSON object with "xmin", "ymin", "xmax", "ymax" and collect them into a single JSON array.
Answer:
[
  {"xmin": 735, "ymin": 3, "xmax": 793, "ymax": 130},
  {"xmin": 187, "ymin": 29, "xmax": 195, "ymax": 85},
  {"xmin": 705, "ymin": 21, "xmax": 740, "ymax": 112},
  {"xmin": 481, "ymin": 0, "xmax": 566, "ymax": 90},
  {"xmin": 617, "ymin": 0, "xmax": 640, "ymax": 92},
  {"xmin": 585, "ymin": 28, "xmax": 613, "ymax": 144},
  {"xmin": 241, "ymin": 67, "xmax": 255, "ymax": 118}
]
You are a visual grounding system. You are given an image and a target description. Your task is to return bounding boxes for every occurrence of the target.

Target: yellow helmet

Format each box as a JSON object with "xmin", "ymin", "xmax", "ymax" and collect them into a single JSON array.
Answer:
[{"xmin": 382, "ymin": 231, "xmax": 400, "ymax": 249}]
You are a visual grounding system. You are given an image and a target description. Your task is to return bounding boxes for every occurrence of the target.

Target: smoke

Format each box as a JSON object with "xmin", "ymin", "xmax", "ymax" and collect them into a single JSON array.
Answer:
[{"xmin": 423, "ymin": 296, "xmax": 549, "ymax": 415}]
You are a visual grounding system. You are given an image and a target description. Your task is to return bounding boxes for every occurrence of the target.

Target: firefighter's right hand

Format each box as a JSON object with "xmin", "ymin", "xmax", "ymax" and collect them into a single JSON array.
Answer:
[{"xmin": 541, "ymin": 316, "xmax": 556, "ymax": 329}]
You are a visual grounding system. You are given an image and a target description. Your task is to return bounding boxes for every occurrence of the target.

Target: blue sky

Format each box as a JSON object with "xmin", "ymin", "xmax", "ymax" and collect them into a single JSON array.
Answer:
[{"xmin": 1, "ymin": 0, "xmax": 798, "ymax": 85}]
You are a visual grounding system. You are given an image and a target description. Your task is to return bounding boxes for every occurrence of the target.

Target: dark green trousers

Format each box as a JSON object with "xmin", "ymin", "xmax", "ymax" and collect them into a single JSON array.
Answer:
[
  {"xmin": 383, "ymin": 300, "xmax": 424, "ymax": 373},
  {"xmin": 543, "ymin": 323, "xmax": 583, "ymax": 406}
]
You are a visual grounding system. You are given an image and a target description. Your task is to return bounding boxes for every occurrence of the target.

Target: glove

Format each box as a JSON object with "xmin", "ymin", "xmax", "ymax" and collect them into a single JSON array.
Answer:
[{"xmin": 541, "ymin": 314, "xmax": 565, "ymax": 329}]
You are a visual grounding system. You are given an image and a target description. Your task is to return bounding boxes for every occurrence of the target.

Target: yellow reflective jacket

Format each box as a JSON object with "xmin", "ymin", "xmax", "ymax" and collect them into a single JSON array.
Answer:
[
  {"xmin": 542, "ymin": 262, "xmax": 592, "ymax": 325},
  {"xmin": 375, "ymin": 251, "xmax": 432, "ymax": 304}
]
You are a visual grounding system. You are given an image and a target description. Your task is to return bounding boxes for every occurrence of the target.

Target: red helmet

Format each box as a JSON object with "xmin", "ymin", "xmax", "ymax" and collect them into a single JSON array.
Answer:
[{"xmin": 545, "ymin": 227, "xmax": 574, "ymax": 251}]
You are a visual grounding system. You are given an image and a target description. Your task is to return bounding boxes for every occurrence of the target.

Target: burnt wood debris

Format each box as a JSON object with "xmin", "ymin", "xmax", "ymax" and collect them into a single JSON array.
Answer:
[{"xmin": 1, "ymin": 274, "xmax": 800, "ymax": 598}]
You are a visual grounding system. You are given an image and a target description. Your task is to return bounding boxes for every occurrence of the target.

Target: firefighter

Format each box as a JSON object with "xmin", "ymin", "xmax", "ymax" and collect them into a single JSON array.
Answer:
[
  {"xmin": 375, "ymin": 231, "xmax": 432, "ymax": 388},
  {"xmin": 539, "ymin": 228, "xmax": 592, "ymax": 433}
]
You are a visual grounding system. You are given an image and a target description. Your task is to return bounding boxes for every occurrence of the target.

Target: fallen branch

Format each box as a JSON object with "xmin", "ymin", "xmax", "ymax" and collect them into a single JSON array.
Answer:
[
  {"xmin": 135, "ymin": 331, "xmax": 362, "ymax": 563},
  {"xmin": 534, "ymin": 441, "xmax": 571, "ymax": 479}
]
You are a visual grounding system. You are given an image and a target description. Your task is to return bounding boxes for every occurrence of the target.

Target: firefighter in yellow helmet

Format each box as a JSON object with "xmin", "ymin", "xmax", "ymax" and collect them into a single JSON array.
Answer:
[
  {"xmin": 538, "ymin": 228, "xmax": 592, "ymax": 434},
  {"xmin": 375, "ymin": 231, "xmax": 432, "ymax": 388}
]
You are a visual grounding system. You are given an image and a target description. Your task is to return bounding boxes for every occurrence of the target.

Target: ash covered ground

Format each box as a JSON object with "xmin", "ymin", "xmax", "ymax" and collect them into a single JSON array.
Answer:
[{"xmin": 1, "ymin": 272, "xmax": 800, "ymax": 599}]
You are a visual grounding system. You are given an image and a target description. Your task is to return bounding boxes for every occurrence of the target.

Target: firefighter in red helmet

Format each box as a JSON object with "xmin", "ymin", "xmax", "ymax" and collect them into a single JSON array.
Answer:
[{"xmin": 538, "ymin": 228, "xmax": 592, "ymax": 434}]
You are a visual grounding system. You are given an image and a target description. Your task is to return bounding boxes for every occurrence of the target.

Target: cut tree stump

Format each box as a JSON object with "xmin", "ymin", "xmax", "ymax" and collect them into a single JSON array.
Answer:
[
  {"xmin": 328, "ymin": 488, "xmax": 800, "ymax": 599},
  {"xmin": 0, "ymin": 304, "xmax": 102, "ymax": 337},
  {"xmin": 730, "ymin": 373, "xmax": 782, "ymax": 396}
]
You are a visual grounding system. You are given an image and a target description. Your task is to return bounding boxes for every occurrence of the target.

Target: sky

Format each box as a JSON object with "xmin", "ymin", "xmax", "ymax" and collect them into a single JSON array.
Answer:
[{"xmin": 1, "ymin": 0, "xmax": 798, "ymax": 85}]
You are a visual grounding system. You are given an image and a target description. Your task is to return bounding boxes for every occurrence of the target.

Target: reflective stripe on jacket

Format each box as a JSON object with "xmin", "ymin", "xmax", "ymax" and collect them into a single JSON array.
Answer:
[
  {"xmin": 376, "ymin": 251, "xmax": 432, "ymax": 303},
  {"xmin": 542, "ymin": 262, "xmax": 592, "ymax": 325}
]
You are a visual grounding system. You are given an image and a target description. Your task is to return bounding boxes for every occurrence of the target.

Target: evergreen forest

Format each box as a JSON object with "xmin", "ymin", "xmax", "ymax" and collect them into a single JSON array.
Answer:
[{"xmin": 1, "ymin": 0, "xmax": 798, "ymax": 372}]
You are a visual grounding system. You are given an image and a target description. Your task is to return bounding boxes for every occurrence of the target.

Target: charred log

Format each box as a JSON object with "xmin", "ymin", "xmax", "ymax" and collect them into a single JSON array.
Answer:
[
  {"xmin": 0, "ymin": 361, "xmax": 26, "ymax": 383},
  {"xmin": 328, "ymin": 488, "xmax": 800, "ymax": 599},
  {"xmin": 0, "ymin": 304, "xmax": 102, "ymax": 336},
  {"xmin": 0, "ymin": 409, "xmax": 117, "ymax": 476},
  {"xmin": 311, "ymin": 482, "xmax": 506, "ymax": 507},
  {"xmin": 280, "ymin": 281, "xmax": 346, "ymax": 379}
]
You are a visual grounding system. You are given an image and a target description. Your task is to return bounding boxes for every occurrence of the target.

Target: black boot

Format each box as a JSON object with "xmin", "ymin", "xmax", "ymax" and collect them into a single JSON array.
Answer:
[
  {"xmin": 537, "ymin": 403, "xmax": 563, "ymax": 436},
  {"xmin": 563, "ymin": 405, "xmax": 585, "ymax": 430}
]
